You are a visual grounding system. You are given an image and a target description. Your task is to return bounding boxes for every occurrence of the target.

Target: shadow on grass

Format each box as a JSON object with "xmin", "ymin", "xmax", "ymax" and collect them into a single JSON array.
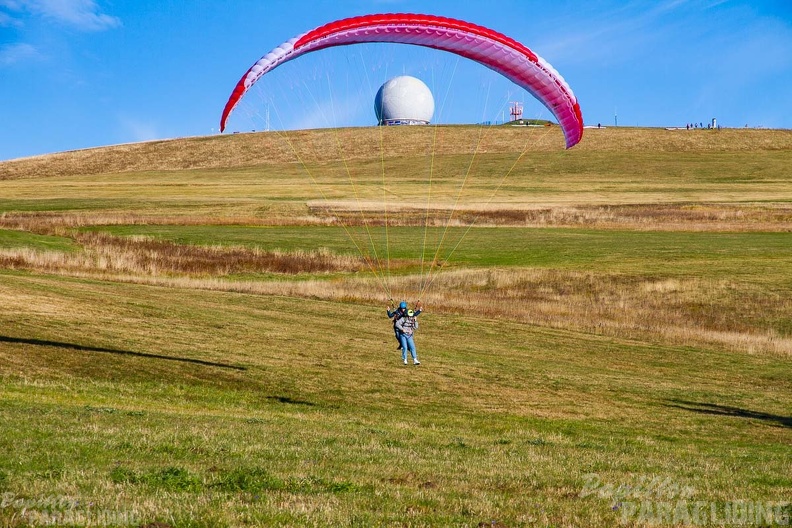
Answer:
[
  {"xmin": 0, "ymin": 335, "xmax": 246, "ymax": 371},
  {"xmin": 666, "ymin": 399, "xmax": 791, "ymax": 429},
  {"xmin": 266, "ymin": 395, "xmax": 316, "ymax": 406}
]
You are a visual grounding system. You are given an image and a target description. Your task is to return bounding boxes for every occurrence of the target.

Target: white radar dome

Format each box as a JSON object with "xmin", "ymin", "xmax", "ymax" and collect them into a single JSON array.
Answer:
[{"xmin": 374, "ymin": 76, "xmax": 434, "ymax": 125}]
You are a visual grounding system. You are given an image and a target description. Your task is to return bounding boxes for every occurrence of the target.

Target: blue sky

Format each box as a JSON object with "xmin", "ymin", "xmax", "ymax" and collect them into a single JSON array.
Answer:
[{"xmin": 1, "ymin": 0, "xmax": 790, "ymax": 161}]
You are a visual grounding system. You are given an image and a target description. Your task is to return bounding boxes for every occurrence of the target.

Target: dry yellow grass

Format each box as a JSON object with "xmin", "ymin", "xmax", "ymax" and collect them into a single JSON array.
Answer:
[
  {"xmin": 2, "ymin": 126, "xmax": 791, "ymax": 240},
  {"xmin": 307, "ymin": 203, "xmax": 792, "ymax": 231},
  {"xmin": 2, "ymin": 126, "xmax": 791, "ymax": 179},
  {"xmin": 0, "ymin": 231, "xmax": 367, "ymax": 275},
  {"xmin": 2, "ymin": 203, "xmax": 791, "ymax": 233}
]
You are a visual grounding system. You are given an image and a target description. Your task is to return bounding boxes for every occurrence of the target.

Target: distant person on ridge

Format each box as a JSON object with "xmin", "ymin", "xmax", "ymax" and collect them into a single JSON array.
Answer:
[{"xmin": 395, "ymin": 309, "xmax": 420, "ymax": 365}]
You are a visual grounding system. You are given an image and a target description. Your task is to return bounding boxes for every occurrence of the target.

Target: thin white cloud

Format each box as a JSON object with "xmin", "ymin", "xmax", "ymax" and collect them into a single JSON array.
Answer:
[
  {"xmin": 0, "ymin": 0, "xmax": 120, "ymax": 67},
  {"xmin": 532, "ymin": 0, "xmax": 741, "ymax": 66},
  {"xmin": 0, "ymin": 10, "xmax": 22, "ymax": 26},
  {"xmin": 0, "ymin": 1, "xmax": 25, "ymax": 10},
  {"xmin": 0, "ymin": 42, "xmax": 41, "ymax": 65},
  {"xmin": 528, "ymin": 4, "xmax": 658, "ymax": 64},
  {"xmin": 33, "ymin": 0, "xmax": 120, "ymax": 30},
  {"xmin": 5, "ymin": 0, "xmax": 120, "ymax": 31}
]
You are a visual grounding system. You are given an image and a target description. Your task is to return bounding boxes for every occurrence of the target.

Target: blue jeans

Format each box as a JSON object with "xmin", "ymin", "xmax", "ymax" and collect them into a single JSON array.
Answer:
[{"xmin": 399, "ymin": 333, "xmax": 417, "ymax": 361}]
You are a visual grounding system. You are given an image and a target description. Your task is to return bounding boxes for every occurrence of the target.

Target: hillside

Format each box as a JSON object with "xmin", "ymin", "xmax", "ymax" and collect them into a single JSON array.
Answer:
[
  {"xmin": 1, "ymin": 124, "xmax": 791, "ymax": 526},
  {"xmin": 2, "ymin": 126, "xmax": 791, "ymax": 180}
]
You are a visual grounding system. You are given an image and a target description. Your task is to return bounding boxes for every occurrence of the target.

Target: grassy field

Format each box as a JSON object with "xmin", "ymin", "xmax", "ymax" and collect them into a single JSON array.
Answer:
[{"xmin": 0, "ymin": 126, "xmax": 790, "ymax": 527}]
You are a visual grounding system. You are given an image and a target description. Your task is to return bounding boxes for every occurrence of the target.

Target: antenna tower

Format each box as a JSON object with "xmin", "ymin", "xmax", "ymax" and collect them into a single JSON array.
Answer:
[{"xmin": 509, "ymin": 102, "xmax": 523, "ymax": 122}]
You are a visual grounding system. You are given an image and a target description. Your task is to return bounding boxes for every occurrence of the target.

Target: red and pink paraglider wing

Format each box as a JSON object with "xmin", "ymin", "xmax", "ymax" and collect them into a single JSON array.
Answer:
[{"xmin": 220, "ymin": 13, "xmax": 583, "ymax": 148}]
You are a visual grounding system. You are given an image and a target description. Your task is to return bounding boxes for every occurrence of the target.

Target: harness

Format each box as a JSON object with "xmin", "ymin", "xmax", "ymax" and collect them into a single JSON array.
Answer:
[
  {"xmin": 400, "ymin": 316, "xmax": 418, "ymax": 333},
  {"xmin": 392, "ymin": 309, "xmax": 406, "ymax": 327}
]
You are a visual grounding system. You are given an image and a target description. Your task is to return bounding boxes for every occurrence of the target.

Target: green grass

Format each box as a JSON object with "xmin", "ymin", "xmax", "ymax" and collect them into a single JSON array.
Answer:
[
  {"xmin": 1, "ymin": 271, "xmax": 789, "ymax": 527},
  {"xmin": 0, "ymin": 199, "xmax": 129, "ymax": 213},
  {"xmin": 0, "ymin": 228, "xmax": 77, "ymax": 251},
  {"xmin": 1, "ymin": 128, "xmax": 791, "ymax": 526}
]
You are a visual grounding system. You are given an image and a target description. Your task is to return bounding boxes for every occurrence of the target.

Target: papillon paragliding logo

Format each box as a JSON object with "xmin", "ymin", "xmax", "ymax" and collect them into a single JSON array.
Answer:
[{"xmin": 219, "ymin": 13, "xmax": 583, "ymax": 300}]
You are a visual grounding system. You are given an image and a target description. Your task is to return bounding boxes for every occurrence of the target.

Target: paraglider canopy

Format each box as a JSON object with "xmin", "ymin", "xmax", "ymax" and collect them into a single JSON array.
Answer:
[{"xmin": 220, "ymin": 13, "xmax": 583, "ymax": 148}]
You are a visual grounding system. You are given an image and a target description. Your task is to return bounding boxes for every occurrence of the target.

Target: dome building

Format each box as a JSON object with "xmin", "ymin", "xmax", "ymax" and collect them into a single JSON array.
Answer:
[{"xmin": 374, "ymin": 76, "xmax": 434, "ymax": 126}]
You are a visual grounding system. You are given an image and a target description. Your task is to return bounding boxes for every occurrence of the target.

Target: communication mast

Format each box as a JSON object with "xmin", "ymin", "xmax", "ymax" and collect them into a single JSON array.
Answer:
[{"xmin": 509, "ymin": 102, "xmax": 523, "ymax": 122}]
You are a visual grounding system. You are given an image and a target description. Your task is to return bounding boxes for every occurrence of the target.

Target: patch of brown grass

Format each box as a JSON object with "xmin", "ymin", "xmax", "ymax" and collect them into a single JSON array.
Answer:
[
  {"xmin": 309, "ymin": 203, "xmax": 792, "ymax": 231},
  {"xmin": 419, "ymin": 269, "xmax": 792, "ymax": 355},
  {"xmin": 3, "ymin": 201, "xmax": 788, "ymax": 236},
  {"xmin": 258, "ymin": 269, "xmax": 789, "ymax": 356},
  {"xmin": 0, "ymin": 211, "xmax": 327, "ymax": 234},
  {"xmin": 0, "ymin": 232, "xmax": 365, "ymax": 275}
]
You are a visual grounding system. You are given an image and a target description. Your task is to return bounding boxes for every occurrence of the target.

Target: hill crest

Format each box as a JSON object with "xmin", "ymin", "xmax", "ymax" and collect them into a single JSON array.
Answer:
[{"xmin": 1, "ymin": 126, "xmax": 790, "ymax": 181}]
